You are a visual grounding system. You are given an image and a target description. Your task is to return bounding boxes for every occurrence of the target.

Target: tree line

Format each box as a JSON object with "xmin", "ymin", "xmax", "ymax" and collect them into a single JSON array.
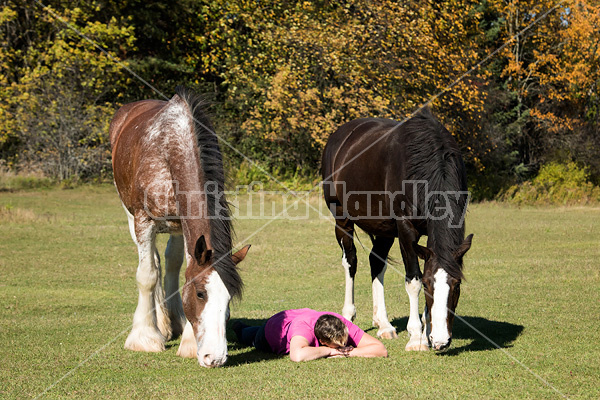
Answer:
[{"xmin": 1, "ymin": 0, "xmax": 598, "ymax": 200}]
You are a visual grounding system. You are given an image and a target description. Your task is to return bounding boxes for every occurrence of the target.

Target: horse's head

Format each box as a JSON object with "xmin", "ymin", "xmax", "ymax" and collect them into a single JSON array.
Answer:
[
  {"xmin": 414, "ymin": 234, "xmax": 473, "ymax": 352},
  {"xmin": 181, "ymin": 235, "xmax": 250, "ymax": 367}
]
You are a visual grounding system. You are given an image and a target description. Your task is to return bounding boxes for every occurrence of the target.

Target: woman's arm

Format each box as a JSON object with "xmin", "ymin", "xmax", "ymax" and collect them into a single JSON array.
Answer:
[
  {"xmin": 289, "ymin": 336, "xmax": 340, "ymax": 362},
  {"xmin": 347, "ymin": 332, "xmax": 387, "ymax": 358}
]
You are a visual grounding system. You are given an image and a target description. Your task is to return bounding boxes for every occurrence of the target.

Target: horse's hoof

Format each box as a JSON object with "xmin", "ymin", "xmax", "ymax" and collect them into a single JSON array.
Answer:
[
  {"xmin": 342, "ymin": 308, "xmax": 357, "ymax": 322},
  {"xmin": 176, "ymin": 321, "xmax": 197, "ymax": 358},
  {"xmin": 378, "ymin": 329, "xmax": 398, "ymax": 340},
  {"xmin": 176, "ymin": 340, "xmax": 197, "ymax": 359},
  {"xmin": 124, "ymin": 329, "xmax": 165, "ymax": 352},
  {"xmin": 405, "ymin": 341, "xmax": 429, "ymax": 351}
]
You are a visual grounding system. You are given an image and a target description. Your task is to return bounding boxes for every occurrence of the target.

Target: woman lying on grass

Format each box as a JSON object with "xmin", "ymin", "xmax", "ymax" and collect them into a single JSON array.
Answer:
[{"xmin": 231, "ymin": 308, "xmax": 388, "ymax": 362}]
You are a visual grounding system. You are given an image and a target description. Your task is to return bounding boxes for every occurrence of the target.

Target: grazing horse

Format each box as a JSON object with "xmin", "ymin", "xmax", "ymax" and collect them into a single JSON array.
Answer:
[
  {"xmin": 322, "ymin": 108, "xmax": 473, "ymax": 352},
  {"xmin": 110, "ymin": 86, "xmax": 250, "ymax": 367}
]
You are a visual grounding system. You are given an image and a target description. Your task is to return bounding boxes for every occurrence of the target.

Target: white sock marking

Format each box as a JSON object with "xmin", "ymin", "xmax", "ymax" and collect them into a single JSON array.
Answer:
[
  {"xmin": 341, "ymin": 240, "xmax": 356, "ymax": 321},
  {"xmin": 372, "ymin": 263, "xmax": 389, "ymax": 328},
  {"xmin": 405, "ymin": 278, "xmax": 423, "ymax": 338},
  {"xmin": 431, "ymin": 269, "xmax": 451, "ymax": 346}
]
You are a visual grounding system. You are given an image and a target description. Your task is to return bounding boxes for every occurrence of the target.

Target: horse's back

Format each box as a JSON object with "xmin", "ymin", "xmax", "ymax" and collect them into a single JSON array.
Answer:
[
  {"xmin": 322, "ymin": 118, "xmax": 400, "ymax": 184},
  {"xmin": 322, "ymin": 112, "xmax": 462, "ymax": 188},
  {"xmin": 110, "ymin": 99, "xmax": 173, "ymax": 217},
  {"xmin": 322, "ymin": 111, "xmax": 466, "ymax": 236}
]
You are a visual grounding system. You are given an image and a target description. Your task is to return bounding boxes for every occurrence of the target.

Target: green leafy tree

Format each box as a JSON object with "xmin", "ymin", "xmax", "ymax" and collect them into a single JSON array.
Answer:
[{"xmin": 0, "ymin": 0, "xmax": 135, "ymax": 179}]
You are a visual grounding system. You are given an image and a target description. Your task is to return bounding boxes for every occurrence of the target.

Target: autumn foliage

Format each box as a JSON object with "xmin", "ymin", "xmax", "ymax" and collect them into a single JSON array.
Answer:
[{"xmin": 0, "ymin": 0, "xmax": 598, "ymax": 199}]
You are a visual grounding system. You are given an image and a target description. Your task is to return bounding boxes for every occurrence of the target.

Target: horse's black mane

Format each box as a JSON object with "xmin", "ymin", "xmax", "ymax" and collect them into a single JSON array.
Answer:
[
  {"xmin": 406, "ymin": 107, "xmax": 468, "ymax": 280},
  {"xmin": 175, "ymin": 86, "xmax": 243, "ymax": 299}
]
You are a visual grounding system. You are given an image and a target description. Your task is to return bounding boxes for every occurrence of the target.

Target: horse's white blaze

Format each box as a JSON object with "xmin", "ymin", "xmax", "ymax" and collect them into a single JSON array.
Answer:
[
  {"xmin": 340, "ymin": 240, "xmax": 356, "ymax": 321},
  {"xmin": 431, "ymin": 269, "xmax": 451, "ymax": 347},
  {"xmin": 405, "ymin": 277, "xmax": 423, "ymax": 338},
  {"xmin": 196, "ymin": 270, "xmax": 230, "ymax": 367}
]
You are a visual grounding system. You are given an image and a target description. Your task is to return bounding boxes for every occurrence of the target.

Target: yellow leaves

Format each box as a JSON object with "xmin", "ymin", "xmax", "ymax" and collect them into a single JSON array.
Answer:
[{"xmin": 0, "ymin": 5, "xmax": 17, "ymax": 24}]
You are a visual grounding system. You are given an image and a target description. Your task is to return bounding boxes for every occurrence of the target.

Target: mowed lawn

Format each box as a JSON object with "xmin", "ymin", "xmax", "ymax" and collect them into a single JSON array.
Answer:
[{"xmin": 0, "ymin": 185, "xmax": 599, "ymax": 399}]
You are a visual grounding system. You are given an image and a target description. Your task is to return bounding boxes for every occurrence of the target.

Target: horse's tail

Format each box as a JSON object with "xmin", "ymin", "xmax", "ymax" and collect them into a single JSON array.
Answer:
[{"xmin": 174, "ymin": 86, "xmax": 243, "ymax": 300}]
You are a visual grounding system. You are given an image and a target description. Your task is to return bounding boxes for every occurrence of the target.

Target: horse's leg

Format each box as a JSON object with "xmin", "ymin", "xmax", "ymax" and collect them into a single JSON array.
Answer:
[
  {"xmin": 164, "ymin": 234, "xmax": 186, "ymax": 339},
  {"xmin": 421, "ymin": 304, "xmax": 431, "ymax": 345},
  {"xmin": 370, "ymin": 236, "xmax": 397, "ymax": 339},
  {"xmin": 397, "ymin": 221, "xmax": 428, "ymax": 351},
  {"xmin": 335, "ymin": 219, "xmax": 357, "ymax": 321},
  {"xmin": 152, "ymin": 244, "xmax": 172, "ymax": 341},
  {"xmin": 177, "ymin": 320, "xmax": 197, "ymax": 359},
  {"xmin": 124, "ymin": 209, "xmax": 165, "ymax": 352}
]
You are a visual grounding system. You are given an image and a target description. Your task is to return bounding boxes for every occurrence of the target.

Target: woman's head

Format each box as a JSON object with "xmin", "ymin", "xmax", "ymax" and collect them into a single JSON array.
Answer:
[{"xmin": 314, "ymin": 314, "xmax": 349, "ymax": 348}]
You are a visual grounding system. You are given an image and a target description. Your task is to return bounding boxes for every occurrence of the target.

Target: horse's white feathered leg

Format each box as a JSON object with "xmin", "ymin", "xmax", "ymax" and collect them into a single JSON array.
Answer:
[{"xmin": 123, "ymin": 206, "xmax": 166, "ymax": 352}]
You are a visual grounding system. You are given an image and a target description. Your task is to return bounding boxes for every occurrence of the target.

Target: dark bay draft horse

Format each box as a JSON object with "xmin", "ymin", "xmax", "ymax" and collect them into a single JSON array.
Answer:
[
  {"xmin": 110, "ymin": 86, "xmax": 250, "ymax": 367},
  {"xmin": 322, "ymin": 108, "xmax": 473, "ymax": 352}
]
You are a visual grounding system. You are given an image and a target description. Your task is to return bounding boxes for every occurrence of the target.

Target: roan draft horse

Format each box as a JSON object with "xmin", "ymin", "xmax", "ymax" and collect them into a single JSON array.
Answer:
[
  {"xmin": 322, "ymin": 108, "xmax": 473, "ymax": 352},
  {"xmin": 110, "ymin": 86, "xmax": 250, "ymax": 367}
]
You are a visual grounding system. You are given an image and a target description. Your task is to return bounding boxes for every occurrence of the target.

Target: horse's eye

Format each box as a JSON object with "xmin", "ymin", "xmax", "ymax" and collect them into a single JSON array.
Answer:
[{"xmin": 196, "ymin": 291, "xmax": 206, "ymax": 300}]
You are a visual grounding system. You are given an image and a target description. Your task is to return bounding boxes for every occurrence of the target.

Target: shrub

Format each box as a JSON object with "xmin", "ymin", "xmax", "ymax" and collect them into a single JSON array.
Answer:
[
  {"xmin": 500, "ymin": 162, "xmax": 600, "ymax": 205},
  {"xmin": 227, "ymin": 161, "xmax": 318, "ymax": 192},
  {"xmin": 0, "ymin": 167, "xmax": 54, "ymax": 191}
]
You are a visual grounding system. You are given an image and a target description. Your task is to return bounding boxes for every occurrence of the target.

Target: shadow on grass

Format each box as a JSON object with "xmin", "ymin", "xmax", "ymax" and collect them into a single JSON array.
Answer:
[
  {"xmin": 224, "ymin": 318, "xmax": 282, "ymax": 367},
  {"xmin": 391, "ymin": 315, "xmax": 524, "ymax": 356}
]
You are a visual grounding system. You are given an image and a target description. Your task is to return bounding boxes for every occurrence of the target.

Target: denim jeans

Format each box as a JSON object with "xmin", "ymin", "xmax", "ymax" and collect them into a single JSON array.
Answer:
[{"xmin": 240, "ymin": 324, "xmax": 272, "ymax": 353}]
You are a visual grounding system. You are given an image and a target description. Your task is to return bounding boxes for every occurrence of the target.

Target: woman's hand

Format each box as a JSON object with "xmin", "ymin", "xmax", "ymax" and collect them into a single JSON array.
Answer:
[
  {"xmin": 328, "ymin": 346, "xmax": 354, "ymax": 358},
  {"xmin": 290, "ymin": 336, "xmax": 344, "ymax": 361}
]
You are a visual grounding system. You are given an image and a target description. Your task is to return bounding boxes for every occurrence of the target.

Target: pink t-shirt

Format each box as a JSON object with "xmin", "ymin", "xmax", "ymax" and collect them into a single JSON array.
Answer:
[{"xmin": 264, "ymin": 308, "xmax": 365, "ymax": 355}]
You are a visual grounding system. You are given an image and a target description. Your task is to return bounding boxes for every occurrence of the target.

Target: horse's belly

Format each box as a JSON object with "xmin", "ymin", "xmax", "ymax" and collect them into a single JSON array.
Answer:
[
  {"xmin": 153, "ymin": 218, "xmax": 182, "ymax": 234},
  {"xmin": 354, "ymin": 218, "xmax": 397, "ymax": 237}
]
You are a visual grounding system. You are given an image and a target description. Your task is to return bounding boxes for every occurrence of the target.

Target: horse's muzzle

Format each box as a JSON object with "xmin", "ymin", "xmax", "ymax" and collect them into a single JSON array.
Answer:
[
  {"xmin": 199, "ymin": 354, "xmax": 227, "ymax": 368},
  {"xmin": 432, "ymin": 338, "xmax": 452, "ymax": 352}
]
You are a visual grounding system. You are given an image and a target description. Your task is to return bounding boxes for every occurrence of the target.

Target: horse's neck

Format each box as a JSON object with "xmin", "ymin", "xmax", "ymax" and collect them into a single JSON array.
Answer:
[
  {"xmin": 174, "ymin": 164, "xmax": 212, "ymax": 253},
  {"xmin": 153, "ymin": 95, "xmax": 215, "ymax": 255},
  {"xmin": 179, "ymin": 194, "xmax": 212, "ymax": 254},
  {"xmin": 166, "ymin": 145, "xmax": 212, "ymax": 254},
  {"xmin": 427, "ymin": 219, "xmax": 463, "ymax": 254}
]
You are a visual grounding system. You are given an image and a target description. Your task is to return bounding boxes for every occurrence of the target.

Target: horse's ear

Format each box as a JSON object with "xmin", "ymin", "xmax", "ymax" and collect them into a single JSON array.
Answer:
[
  {"xmin": 413, "ymin": 242, "xmax": 432, "ymax": 262},
  {"xmin": 454, "ymin": 234, "xmax": 474, "ymax": 261},
  {"xmin": 194, "ymin": 235, "xmax": 212, "ymax": 264},
  {"xmin": 232, "ymin": 245, "xmax": 251, "ymax": 264}
]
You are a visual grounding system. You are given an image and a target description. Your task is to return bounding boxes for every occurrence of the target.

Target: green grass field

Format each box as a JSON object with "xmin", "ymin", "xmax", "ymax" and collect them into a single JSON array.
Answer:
[{"xmin": 1, "ymin": 186, "xmax": 599, "ymax": 399}]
